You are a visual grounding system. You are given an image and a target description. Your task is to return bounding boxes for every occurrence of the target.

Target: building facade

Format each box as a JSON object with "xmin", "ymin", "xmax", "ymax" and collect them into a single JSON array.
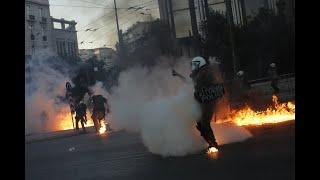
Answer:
[
  {"xmin": 51, "ymin": 18, "xmax": 79, "ymax": 58},
  {"xmin": 93, "ymin": 48, "xmax": 116, "ymax": 62},
  {"xmin": 25, "ymin": 0, "xmax": 53, "ymax": 58},
  {"xmin": 157, "ymin": 0, "xmax": 286, "ymax": 39},
  {"xmin": 79, "ymin": 48, "xmax": 115, "ymax": 63},
  {"xmin": 79, "ymin": 49, "xmax": 95, "ymax": 61},
  {"xmin": 25, "ymin": 0, "xmax": 79, "ymax": 59},
  {"xmin": 122, "ymin": 21, "xmax": 152, "ymax": 53}
]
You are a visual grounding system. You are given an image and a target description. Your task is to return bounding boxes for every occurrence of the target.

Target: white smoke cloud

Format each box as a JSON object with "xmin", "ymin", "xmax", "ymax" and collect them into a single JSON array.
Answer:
[
  {"xmin": 91, "ymin": 56, "xmax": 252, "ymax": 157},
  {"xmin": 25, "ymin": 51, "xmax": 72, "ymax": 134},
  {"xmin": 25, "ymin": 51, "xmax": 252, "ymax": 156}
]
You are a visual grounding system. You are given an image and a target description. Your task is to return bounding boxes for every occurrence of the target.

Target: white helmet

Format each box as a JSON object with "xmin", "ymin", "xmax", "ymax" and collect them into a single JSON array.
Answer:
[
  {"xmin": 237, "ymin": 71, "xmax": 244, "ymax": 76},
  {"xmin": 191, "ymin": 56, "xmax": 207, "ymax": 71},
  {"xmin": 270, "ymin": 63, "xmax": 276, "ymax": 67}
]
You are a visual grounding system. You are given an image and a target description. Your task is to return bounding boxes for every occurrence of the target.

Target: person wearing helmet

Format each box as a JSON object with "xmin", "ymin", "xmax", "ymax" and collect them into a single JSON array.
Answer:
[
  {"xmin": 191, "ymin": 56, "xmax": 224, "ymax": 150},
  {"xmin": 75, "ymin": 100, "xmax": 87, "ymax": 133},
  {"xmin": 268, "ymin": 63, "xmax": 280, "ymax": 94},
  {"xmin": 173, "ymin": 56, "xmax": 224, "ymax": 149},
  {"xmin": 237, "ymin": 70, "xmax": 250, "ymax": 88}
]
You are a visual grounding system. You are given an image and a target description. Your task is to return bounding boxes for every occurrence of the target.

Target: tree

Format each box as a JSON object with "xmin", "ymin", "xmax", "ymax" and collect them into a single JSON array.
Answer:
[{"xmin": 204, "ymin": 7, "xmax": 294, "ymax": 80}]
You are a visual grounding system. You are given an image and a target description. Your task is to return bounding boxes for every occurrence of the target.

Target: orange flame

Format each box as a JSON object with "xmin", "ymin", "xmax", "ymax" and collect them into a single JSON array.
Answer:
[
  {"xmin": 99, "ymin": 120, "xmax": 107, "ymax": 134},
  {"xmin": 56, "ymin": 108, "xmax": 94, "ymax": 131},
  {"xmin": 207, "ymin": 95, "xmax": 294, "ymax": 158},
  {"xmin": 56, "ymin": 108, "xmax": 109, "ymax": 136},
  {"xmin": 207, "ymin": 147, "xmax": 219, "ymax": 159},
  {"xmin": 217, "ymin": 95, "xmax": 295, "ymax": 126}
]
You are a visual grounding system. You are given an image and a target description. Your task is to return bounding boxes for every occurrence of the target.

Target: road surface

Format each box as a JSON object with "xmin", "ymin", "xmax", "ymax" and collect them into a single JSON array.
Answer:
[{"xmin": 26, "ymin": 121, "xmax": 295, "ymax": 180}]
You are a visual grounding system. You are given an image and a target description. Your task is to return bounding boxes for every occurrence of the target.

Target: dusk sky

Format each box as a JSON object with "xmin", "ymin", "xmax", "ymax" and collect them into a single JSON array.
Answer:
[{"xmin": 49, "ymin": 0, "xmax": 160, "ymax": 50}]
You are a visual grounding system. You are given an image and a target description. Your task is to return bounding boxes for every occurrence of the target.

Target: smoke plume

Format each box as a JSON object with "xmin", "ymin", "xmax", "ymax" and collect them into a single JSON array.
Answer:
[
  {"xmin": 25, "ymin": 51, "xmax": 73, "ymax": 134},
  {"xmin": 98, "ymin": 56, "xmax": 252, "ymax": 156}
]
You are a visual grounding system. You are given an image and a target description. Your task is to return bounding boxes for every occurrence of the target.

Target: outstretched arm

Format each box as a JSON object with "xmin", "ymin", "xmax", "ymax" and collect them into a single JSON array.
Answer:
[{"xmin": 172, "ymin": 69, "xmax": 187, "ymax": 83}]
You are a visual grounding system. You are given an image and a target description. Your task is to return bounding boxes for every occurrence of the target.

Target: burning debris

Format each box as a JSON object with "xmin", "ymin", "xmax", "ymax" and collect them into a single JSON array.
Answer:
[
  {"xmin": 217, "ymin": 95, "xmax": 295, "ymax": 126},
  {"xmin": 58, "ymin": 109, "xmax": 94, "ymax": 131},
  {"xmin": 207, "ymin": 147, "xmax": 219, "ymax": 159},
  {"xmin": 99, "ymin": 120, "xmax": 107, "ymax": 134},
  {"xmin": 206, "ymin": 95, "xmax": 295, "ymax": 159}
]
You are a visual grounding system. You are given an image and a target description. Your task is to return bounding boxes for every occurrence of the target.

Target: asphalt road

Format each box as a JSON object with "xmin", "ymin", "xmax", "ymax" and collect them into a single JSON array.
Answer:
[{"xmin": 25, "ymin": 121, "xmax": 295, "ymax": 180}]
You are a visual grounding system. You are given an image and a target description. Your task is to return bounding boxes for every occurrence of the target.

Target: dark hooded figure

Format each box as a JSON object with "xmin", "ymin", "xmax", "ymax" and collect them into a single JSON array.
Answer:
[
  {"xmin": 75, "ymin": 100, "xmax": 87, "ymax": 133},
  {"xmin": 91, "ymin": 95, "xmax": 110, "ymax": 133}
]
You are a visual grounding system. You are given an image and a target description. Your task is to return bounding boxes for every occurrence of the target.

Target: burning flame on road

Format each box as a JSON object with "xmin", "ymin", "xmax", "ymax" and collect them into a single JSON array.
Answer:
[
  {"xmin": 227, "ymin": 95, "xmax": 295, "ymax": 126},
  {"xmin": 99, "ymin": 120, "xmax": 107, "ymax": 134},
  {"xmin": 55, "ymin": 107, "xmax": 95, "ymax": 131},
  {"xmin": 58, "ymin": 113, "xmax": 94, "ymax": 130},
  {"xmin": 207, "ymin": 95, "xmax": 294, "ymax": 159},
  {"xmin": 207, "ymin": 147, "xmax": 219, "ymax": 159},
  {"xmin": 56, "ymin": 95, "xmax": 293, "ymax": 138},
  {"xmin": 55, "ymin": 108, "xmax": 108, "ymax": 136}
]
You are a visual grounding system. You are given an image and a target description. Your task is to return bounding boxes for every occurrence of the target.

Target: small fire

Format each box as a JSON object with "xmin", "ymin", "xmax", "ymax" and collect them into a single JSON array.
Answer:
[
  {"xmin": 99, "ymin": 120, "xmax": 107, "ymax": 134},
  {"xmin": 207, "ymin": 147, "xmax": 219, "ymax": 159},
  {"xmin": 57, "ymin": 108, "xmax": 94, "ymax": 131},
  {"xmin": 218, "ymin": 95, "xmax": 295, "ymax": 126}
]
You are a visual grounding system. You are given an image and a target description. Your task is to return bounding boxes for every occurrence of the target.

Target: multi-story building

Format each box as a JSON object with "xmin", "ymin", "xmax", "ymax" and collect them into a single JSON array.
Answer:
[
  {"xmin": 25, "ymin": 0, "xmax": 79, "ymax": 59},
  {"xmin": 79, "ymin": 47, "xmax": 116, "ymax": 68},
  {"xmin": 93, "ymin": 48, "xmax": 116, "ymax": 62},
  {"xmin": 25, "ymin": 0, "xmax": 53, "ymax": 58},
  {"xmin": 51, "ymin": 18, "xmax": 79, "ymax": 58},
  {"xmin": 122, "ymin": 21, "xmax": 152, "ymax": 53},
  {"xmin": 157, "ymin": 0, "xmax": 286, "ymax": 39}
]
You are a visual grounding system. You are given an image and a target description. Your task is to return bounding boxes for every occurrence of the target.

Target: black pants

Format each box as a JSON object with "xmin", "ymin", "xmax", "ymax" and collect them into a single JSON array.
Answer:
[
  {"xmin": 75, "ymin": 116, "xmax": 86, "ymax": 132},
  {"xmin": 196, "ymin": 102, "xmax": 217, "ymax": 147},
  {"xmin": 91, "ymin": 111, "xmax": 105, "ymax": 132},
  {"xmin": 271, "ymin": 79, "xmax": 280, "ymax": 94}
]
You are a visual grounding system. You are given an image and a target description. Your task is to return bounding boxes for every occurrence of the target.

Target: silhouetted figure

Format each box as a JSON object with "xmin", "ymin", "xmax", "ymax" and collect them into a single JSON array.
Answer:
[
  {"xmin": 75, "ymin": 101, "xmax": 87, "ymax": 133},
  {"xmin": 91, "ymin": 95, "xmax": 110, "ymax": 133},
  {"xmin": 268, "ymin": 63, "xmax": 280, "ymax": 94}
]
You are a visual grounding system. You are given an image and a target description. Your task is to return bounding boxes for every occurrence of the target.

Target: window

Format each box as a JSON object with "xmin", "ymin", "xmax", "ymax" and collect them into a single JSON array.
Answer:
[
  {"xmin": 41, "ymin": 17, "xmax": 47, "ymax": 23},
  {"xmin": 29, "ymin": 25, "xmax": 34, "ymax": 31},
  {"xmin": 43, "ymin": 36, "xmax": 47, "ymax": 41},
  {"xmin": 65, "ymin": 24, "xmax": 70, "ymax": 29},
  {"xmin": 26, "ymin": 5, "xmax": 30, "ymax": 17},
  {"xmin": 56, "ymin": 42, "xmax": 60, "ymax": 55},
  {"xmin": 39, "ymin": 8, "xmax": 42, "ymax": 17},
  {"xmin": 62, "ymin": 42, "xmax": 66, "ymax": 56},
  {"xmin": 41, "ymin": 26, "xmax": 46, "ymax": 36},
  {"xmin": 29, "ymin": 15, "xmax": 35, "ymax": 20},
  {"xmin": 67, "ymin": 42, "xmax": 71, "ymax": 56},
  {"xmin": 30, "ymin": 34, "xmax": 35, "ymax": 40},
  {"xmin": 40, "ymin": 27, "xmax": 44, "ymax": 36},
  {"xmin": 53, "ymin": 22, "xmax": 62, "ymax": 29}
]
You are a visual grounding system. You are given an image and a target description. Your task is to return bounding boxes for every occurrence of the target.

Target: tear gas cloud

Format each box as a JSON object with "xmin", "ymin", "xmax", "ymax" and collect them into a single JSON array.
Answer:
[
  {"xmin": 25, "ymin": 51, "xmax": 73, "ymax": 134},
  {"xmin": 25, "ymin": 52, "xmax": 251, "ymax": 156},
  {"xmin": 104, "ymin": 56, "xmax": 252, "ymax": 156}
]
